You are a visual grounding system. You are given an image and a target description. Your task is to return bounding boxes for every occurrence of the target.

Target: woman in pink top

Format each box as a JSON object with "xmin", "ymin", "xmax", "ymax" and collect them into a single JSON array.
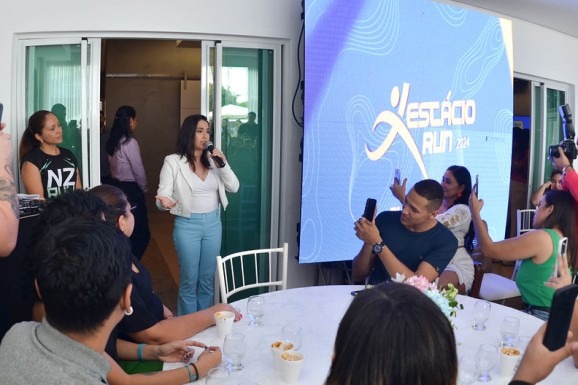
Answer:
[{"xmin": 106, "ymin": 105, "xmax": 151, "ymax": 260}]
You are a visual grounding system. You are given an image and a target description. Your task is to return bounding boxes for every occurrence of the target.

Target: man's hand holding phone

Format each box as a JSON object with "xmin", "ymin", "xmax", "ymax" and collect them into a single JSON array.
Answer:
[{"xmin": 355, "ymin": 200, "xmax": 381, "ymax": 245}]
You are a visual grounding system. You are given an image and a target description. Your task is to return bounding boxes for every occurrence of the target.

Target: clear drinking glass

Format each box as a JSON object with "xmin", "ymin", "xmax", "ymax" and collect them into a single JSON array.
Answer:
[
  {"xmin": 516, "ymin": 335, "xmax": 532, "ymax": 351},
  {"xmin": 476, "ymin": 344, "xmax": 498, "ymax": 382},
  {"xmin": 472, "ymin": 300, "xmax": 491, "ymax": 331},
  {"xmin": 281, "ymin": 325, "xmax": 303, "ymax": 350},
  {"xmin": 458, "ymin": 351, "xmax": 479, "ymax": 385},
  {"xmin": 247, "ymin": 295, "xmax": 265, "ymax": 327},
  {"xmin": 223, "ymin": 333, "xmax": 247, "ymax": 371},
  {"xmin": 500, "ymin": 316, "xmax": 520, "ymax": 347}
]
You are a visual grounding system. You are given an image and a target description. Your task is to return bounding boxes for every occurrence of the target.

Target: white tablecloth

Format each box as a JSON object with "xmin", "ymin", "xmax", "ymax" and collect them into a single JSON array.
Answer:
[{"xmin": 164, "ymin": 285, "xmax": 578, "ymax": 384}]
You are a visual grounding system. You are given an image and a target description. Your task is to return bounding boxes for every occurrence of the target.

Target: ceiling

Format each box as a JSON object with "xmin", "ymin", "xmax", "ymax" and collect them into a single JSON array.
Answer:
[{"xmin": 452, "ymin": 0, "xmax": 578, "ymax": 38}]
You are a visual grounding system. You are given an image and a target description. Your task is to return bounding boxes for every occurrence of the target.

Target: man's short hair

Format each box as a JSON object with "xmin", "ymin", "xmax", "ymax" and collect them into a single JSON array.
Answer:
[
  {"xmin": 29, "ymin": 190, "xmax": 107, "ymax": 278},
  {"xmin": 413, "ymin": 179, "xmax": 444, "ymax": 211},
  {"xmin": 33, "ymin": 217, "xmax": 132, "ymax": 334}
]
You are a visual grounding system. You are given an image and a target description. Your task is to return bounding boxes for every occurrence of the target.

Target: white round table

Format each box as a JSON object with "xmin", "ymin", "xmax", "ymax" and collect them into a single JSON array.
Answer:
[{"xmin": 164, "ymin": 285, "xmax": 578, "ymax": 384}]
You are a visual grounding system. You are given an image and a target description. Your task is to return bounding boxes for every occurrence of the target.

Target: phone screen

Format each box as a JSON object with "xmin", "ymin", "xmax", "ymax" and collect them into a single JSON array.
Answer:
[{"xmin": 363, "ymin": 198, "xmax": 377, "ymax": 221}]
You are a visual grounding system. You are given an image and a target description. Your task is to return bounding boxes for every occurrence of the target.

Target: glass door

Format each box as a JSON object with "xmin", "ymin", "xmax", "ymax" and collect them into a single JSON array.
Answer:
[
  {"xmin": 203, "ymin": 41, "xmax": 281, "ymax": 255},
  {"xmin": 530, "ymin": 82, "xmax": 567, "ymax": 204},
  {"xmin": 16, "ymin": 38, "xmax": 101, "ymax": 189}
]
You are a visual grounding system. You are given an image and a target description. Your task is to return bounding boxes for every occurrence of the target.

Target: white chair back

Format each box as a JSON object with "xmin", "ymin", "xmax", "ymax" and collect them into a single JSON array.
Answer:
[
  {"xmin": 516, "ymin": 209, "xmax": 535, "ymax": 236},
  {"xmin": 216, "ymin": 243, "xmax": 288, "ymax": 304}
]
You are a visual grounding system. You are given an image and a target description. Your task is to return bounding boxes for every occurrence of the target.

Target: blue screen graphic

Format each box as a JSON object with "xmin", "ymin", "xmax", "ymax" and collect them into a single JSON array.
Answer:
[{"xmin": 300, "ymin": 0, "xmax": 513, "ymax": 264}]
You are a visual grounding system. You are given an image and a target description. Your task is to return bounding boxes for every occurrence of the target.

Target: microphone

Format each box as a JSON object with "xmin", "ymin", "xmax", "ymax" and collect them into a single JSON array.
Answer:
[{"xmin": 204, "ymin": 141, "xmax": 226, "ymax": 168}]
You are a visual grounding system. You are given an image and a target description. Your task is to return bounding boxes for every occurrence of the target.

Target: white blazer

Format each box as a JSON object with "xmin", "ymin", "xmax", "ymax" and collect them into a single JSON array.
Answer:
[{"xmin": 155, "ymin": 153, "xmax": 240, "ymax": 217}]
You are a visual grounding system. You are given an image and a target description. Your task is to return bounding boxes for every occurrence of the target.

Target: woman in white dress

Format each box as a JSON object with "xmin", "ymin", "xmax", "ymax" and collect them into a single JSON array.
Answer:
[{"xmin": 392, "ymin": 165, "xmax": 475, "ymax": 293}]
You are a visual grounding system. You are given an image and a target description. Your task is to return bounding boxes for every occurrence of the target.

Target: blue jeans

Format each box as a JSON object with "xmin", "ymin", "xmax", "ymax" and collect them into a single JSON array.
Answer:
[
  {"xmin": 173, "ymin": 209, "xmax": 222, "ymax": 315},
  {"xmin": 522, "ymin": 304, "xmax": 550, "ymax": 321}
]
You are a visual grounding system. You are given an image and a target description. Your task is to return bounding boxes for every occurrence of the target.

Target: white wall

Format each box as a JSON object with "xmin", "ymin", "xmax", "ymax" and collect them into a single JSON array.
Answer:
[
  {"xmin": 436, "ymin": 0, "xmax": 578, "ymax": 101},
  {"xmin": 1, "ymin": 0, "xmax": 578, "ymax": 289}
]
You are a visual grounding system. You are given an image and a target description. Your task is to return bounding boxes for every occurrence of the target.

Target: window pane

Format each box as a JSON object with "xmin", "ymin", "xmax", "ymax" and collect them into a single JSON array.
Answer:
[{"xmin": 26, "ymin": 44, "xmax": 83, "ymax": 170}]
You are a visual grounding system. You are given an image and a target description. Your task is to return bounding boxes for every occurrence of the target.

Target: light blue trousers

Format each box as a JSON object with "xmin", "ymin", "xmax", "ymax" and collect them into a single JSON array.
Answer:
[{"xmin": 173, "ymin": 209, "xmax": 222, "ymax": 315}]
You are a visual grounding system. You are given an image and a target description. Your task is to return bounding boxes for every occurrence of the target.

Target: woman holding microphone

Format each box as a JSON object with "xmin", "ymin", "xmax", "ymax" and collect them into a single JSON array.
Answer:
[{"xmin": 156, "ymin": 114, "xmax": 239, "ymax": 315}]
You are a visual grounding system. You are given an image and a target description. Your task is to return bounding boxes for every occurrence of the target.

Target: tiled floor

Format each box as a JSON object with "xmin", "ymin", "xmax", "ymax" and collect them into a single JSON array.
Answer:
[{"xmin": 142, "ymin": 202, "xmax": 522, "ymax": 312}]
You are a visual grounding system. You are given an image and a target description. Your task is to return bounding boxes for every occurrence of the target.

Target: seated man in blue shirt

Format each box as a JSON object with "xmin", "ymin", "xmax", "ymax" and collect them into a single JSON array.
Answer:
[{"xmin": 352, "ymin": 179, "xmax": 457, "ymax": 284}]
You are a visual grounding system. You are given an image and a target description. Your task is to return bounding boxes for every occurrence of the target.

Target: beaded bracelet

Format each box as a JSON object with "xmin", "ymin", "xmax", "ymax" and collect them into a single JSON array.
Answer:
[{"xmin": 137, "ymin": 343, "xmax": 145, "ymax": 362}]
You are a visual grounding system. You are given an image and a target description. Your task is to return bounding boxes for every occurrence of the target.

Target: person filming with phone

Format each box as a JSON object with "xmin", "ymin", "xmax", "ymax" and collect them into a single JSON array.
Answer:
[
  {"xmin": 352, "ymin": 179, "xmax": 457, "ymax": 284},
  {"xmin": 470, "ymin": 189, "xmax": 575, "ymax": 320}
]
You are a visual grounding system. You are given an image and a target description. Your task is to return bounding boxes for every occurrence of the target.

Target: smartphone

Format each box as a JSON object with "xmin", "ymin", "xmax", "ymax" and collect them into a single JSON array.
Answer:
[
  {"xmin": 552, "ymin": 237, "xmax": 568, "ymax": 278},
  {"xmin": 543, "ymin": 284, "xmax": 578, "ymax": 351},
  {"xmin": 394, "ymin": 168, "xmax": 401, "ymax": 183},
  {"xmin": 473, "ymin": 174, "xmax": 479, "ymax": 195},
  {"xmin": 0, "ymin": 103, "xmax": 3, "ymax": 123},
  {"xmin": 363, "ymin": 198, "xmax": 377, "ymax": 221}
]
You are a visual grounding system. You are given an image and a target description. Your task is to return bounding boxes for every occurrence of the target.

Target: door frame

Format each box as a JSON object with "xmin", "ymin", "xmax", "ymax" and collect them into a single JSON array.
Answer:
[{"xmin": 14, "ymin": 36, "xmax": 102, "ymax": 190}]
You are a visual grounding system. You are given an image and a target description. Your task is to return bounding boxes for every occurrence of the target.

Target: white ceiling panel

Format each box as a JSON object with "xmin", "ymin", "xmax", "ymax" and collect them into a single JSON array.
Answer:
[{"xmin": 452, "ymin": 0, "xmax": 578, "ymax": 38}]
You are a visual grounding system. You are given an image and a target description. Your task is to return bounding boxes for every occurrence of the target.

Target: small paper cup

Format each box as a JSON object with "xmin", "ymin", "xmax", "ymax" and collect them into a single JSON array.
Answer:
[
  {"xmin": 271, "ymin": 341, "xmax": 294, "ymax": 372},
  {"xmin": 279, "ymin": 350, "xmax": 304, "ymax": 384},
  {"xmin": 499, "ymin": 346, "xmax": 521, "ymax": 378},
  {"xmin": 214, "ymin": 311, "xmax": 235, "ymax": 338}
]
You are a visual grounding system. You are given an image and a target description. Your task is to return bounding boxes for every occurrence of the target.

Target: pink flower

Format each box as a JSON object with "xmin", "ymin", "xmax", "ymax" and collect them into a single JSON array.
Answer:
[{"xmin": 404, "ymin": 275, "xmax": 436, "ymax": 291}]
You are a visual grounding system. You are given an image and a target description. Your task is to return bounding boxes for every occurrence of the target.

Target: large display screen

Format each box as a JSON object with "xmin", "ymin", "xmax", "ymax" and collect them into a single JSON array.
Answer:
[{"xmin": 300, "ymin": 0, "xmax": 513, "ymax": 264}]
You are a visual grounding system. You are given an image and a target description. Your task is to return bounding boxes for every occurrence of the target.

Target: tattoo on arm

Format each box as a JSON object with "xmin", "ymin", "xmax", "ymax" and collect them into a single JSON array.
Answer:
[{"xmin": 0, "ymin": 164, "xmax": 19, "ymax": 219}]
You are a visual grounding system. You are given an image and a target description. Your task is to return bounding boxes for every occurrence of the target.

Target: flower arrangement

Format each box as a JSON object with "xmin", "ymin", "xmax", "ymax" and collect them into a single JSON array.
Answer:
[{"xmin": 391, "ymin": 274, "xmax": 463, "ymax": 319}]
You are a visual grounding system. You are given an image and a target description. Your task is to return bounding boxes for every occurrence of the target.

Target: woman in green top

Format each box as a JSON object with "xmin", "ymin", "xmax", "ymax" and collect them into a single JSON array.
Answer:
[{"xmin": 469, "ymin": 190, "xmax": 575, "ymax": 320}]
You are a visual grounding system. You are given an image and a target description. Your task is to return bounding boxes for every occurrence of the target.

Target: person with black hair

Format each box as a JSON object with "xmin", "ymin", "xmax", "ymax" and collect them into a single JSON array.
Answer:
[
  {"xmin": 0, "ymin": 218, "xmax": 133, "ymax": 383},
  {"xmin": 92, "ymin": 184, "xmax": 240, "ymax": 348},
  {"xmin": 19, "ymin": 110, "xmax": 82, "ymax": 199},
  {"xmin": 353, "ymin": 179, "xmax": 457, "ymax": 284},
  {"xmin": 156, "ymin": 114, "xmax": 239, "ymax": 315},
  {"xmin": 327, "ymin": 282, "xmax": 456, "ymax": 385},
  {"xmin": 105, "ymin": 105, "xmax": 150, "ymax": 260},
  {"xmin": 530, "ymin": 170, "xmax": 563, "ymax": 207},
  {"xmin": 22, "ymin": 189, "xmax": 224, "ymax": 385},
  {"xmin": 470, "ymin": 189, "xmax": 576, "ymax": 320},
  {"xmin": 326, "ymin": 282, "xmax": 578, "ymax": 385},
  {"xmin": 391, "ymin": 166, "xmax": 476, "ymax": 293},
  {"xmin": 550, "ymin": 145, "xmax": 578, "ymax": 270}
]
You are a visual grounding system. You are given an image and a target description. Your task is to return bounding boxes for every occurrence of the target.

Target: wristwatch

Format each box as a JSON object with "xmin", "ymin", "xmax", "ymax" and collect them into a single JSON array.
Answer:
[{"xmin": 372, "ymin": 241, "xmax": 386, "ymax": 255}]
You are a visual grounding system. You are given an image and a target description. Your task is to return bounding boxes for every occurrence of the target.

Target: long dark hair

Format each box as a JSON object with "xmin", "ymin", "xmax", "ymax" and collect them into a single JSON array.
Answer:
[
  {"xmin": 90, "ymin": 184, "xmax": 130, "ymax": 227},
  {"xmin": 539, "ymin": 190, "xmax": 576, "ymax": 267},
  {"xmin": 326, "ymin": 283, "xmax": 457, "ymax": 385},
  {"xmin": 176, "ymin": 114, "xmax": 210, "ymax": 171},
  {"xmin": 19, "ymin": 110, "xmax": 53, "ymax": 162},
  {"xmin": 105, "ymin": 105, "xmax": 136, "ymax": 156},
  {"xmin": 446, "ymin": 165, "xmax": 475, "ymax": 252}
]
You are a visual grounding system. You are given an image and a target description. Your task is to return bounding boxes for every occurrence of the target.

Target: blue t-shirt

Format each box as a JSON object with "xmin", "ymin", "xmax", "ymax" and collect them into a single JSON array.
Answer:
[{"xmin": 369, "ymin": 211, "xmax": 458, "ymax": 284}]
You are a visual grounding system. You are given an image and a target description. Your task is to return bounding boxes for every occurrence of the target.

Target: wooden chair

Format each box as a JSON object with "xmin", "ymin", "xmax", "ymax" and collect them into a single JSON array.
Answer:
[
  {"xmin": 468, "ymin": 261, "xmax": 485, "ymax": 298},
  {"xmin": 216, "ymin": 243, "xmax": 288, "ymax": 303}
]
